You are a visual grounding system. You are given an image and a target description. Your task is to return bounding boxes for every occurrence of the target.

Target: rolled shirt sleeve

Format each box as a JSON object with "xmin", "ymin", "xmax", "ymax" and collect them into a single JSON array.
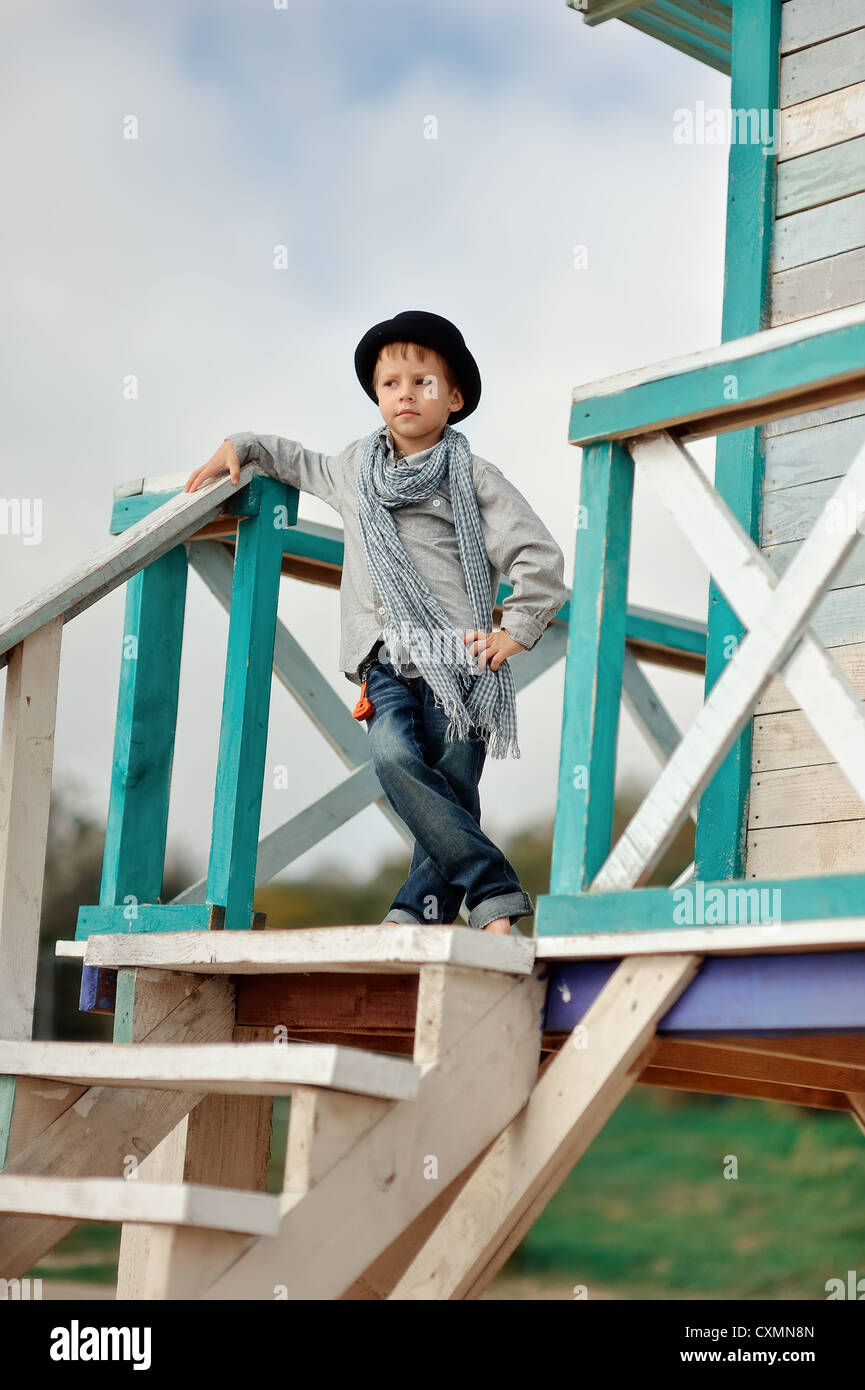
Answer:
[
  {"xmin": 473, "ymin": 458, "xmax": 568, "ymax": 650},
  {"xmin": 226, "ymin": 432, "xmax": 344, "ymax": 513}
]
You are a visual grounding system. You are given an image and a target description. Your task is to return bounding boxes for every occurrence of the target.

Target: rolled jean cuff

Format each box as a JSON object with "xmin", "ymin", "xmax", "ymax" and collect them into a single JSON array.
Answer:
[
  {"xmin": 467, "ymin": 891, "xmax": 534, "ymax": 930},
  {"xmin": 380, "ymin": 908, "xmax": 423, "ymax": 925}
]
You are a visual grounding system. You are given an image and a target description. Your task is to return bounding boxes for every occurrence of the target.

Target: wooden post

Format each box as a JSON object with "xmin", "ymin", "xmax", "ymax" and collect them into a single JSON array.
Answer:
[
  {"xmin": 695, "ymin": 0, "xmax": 781, "ymax": 880},
  {"xmin": 549, "ymin": 439, "xmax": 634, "ymax": 893},
  {"xmin": 0, "ymin": 619, "xmax": 63, "ymax": 1169},
  {"xmin": 79, "ymin": 547, "xmax": 188, "ymax": 1013},
  {"xmin": 206, "ymin": 478, "xmax": 293, "ymax": 931}
]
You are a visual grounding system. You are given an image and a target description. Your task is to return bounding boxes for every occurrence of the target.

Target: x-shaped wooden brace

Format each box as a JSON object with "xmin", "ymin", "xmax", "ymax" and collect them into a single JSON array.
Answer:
[{"xmin": 591, "ymin": 428, "xmax": 865, "ymax": 892}]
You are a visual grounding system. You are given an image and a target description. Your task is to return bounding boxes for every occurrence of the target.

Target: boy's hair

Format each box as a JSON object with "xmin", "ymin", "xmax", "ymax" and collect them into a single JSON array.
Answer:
[{"xmin": 372, "ymin": 341, "xmax": 460, "ymax": 398}]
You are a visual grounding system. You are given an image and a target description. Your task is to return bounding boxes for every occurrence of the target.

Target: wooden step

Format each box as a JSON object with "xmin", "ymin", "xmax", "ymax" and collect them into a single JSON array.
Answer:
[
  {"xmin": 56, "ymin": 924, "xmax": 536, "ymax": 975},
  {"xmin": 0, "ymin": 1041, "xmax": 421, "ymax": 1101},
  {"xmin": 0, "ymin": 1176, "xmax": 280, "ymax": 1235}
]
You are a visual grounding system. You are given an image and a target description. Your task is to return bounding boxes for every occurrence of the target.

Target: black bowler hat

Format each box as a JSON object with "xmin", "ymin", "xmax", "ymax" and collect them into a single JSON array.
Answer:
[{"xmin": 354, "ymin": 310, "xmax": 481, "ymax": 425}]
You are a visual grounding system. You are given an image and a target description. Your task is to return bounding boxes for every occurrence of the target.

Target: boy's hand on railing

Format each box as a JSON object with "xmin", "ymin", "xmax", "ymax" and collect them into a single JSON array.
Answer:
[
  {"xmin": 463, "ymin": 628, "xmax": 527, "ymax": 671},
  {"xmin": 184, "ymin": 441, "xmax": 241, "ymax": 493}
]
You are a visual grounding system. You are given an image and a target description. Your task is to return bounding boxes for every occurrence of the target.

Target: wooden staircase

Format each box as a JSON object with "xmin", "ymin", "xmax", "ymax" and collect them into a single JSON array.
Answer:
[{"xmin": 0, "ymin": 926, "xmax": 696, "ymax": 1299}]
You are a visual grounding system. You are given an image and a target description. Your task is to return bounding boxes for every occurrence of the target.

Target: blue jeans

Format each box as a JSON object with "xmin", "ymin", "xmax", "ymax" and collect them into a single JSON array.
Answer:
[{"xmin": 364, "ymin": 657, "xmax": 534, "ymax": 929}]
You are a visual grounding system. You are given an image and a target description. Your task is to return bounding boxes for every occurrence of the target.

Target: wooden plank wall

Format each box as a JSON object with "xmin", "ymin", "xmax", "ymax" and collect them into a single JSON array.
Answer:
[{"xmin": 748, "ymin": 0, "xmax": 865, "ymax": 879}]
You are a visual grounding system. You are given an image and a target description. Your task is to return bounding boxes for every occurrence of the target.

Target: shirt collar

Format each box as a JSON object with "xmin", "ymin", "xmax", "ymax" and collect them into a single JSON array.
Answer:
[{"xmin": 378, "ymin": 423, "xmax": 437, "ymax": 467}]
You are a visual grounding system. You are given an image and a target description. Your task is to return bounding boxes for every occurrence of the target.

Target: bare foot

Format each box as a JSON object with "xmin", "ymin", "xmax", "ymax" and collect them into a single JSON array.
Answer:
[{"xmin": 483, "ymin": 916, "xmax": 511, "ymax": 935}]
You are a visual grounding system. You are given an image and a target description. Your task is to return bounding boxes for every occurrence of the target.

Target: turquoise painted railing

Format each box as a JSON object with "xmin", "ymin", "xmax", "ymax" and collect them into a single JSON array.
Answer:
[{"xmin": 538, "ymin": 300, "xmax": 865, "ymax": 937}]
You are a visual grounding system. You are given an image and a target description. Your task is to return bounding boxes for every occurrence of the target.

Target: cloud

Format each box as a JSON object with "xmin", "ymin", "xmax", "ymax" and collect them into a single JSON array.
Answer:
[{"xmin": 0, "ymin": 0, "xmax": 729, "ymax": 884}]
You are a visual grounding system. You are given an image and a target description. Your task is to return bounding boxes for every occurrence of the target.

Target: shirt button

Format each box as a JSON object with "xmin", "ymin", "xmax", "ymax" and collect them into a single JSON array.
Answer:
[
  {"xmin": 378, "ymin": 606, "xmax": 387, "ymax": 616},
  {"xmin": 432, "ymin": 498, "xmax": 441, "ymax": 507}
]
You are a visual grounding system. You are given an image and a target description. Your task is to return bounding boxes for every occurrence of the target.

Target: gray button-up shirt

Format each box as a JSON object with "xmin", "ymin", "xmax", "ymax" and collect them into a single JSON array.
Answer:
[{"xmin": 226, "ymin": 424, "xmax": 567, "ymax": 686}]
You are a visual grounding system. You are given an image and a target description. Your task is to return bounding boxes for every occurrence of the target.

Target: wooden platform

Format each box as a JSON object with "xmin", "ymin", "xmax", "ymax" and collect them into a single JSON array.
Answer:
[{"xmin": 58, "ymin": 925, "xmax": 536, "ymax": 975}]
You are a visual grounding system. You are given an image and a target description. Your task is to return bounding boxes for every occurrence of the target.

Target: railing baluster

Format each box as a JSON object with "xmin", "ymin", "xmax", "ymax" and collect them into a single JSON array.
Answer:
[
  {"xmin": 206, "ymin": 478, "xmax": 292, "ymax": 931},
  {"xmin": 550, "ymin": 439, "xmax": 634, "ymax": 892},
  {"xmin": 79, "ymin": 547, "xmax": 189, "ymax": 1012}
]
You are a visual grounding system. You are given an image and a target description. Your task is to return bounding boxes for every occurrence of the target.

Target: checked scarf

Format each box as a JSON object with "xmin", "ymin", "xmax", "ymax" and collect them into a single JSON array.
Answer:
[{"xmin": 355, "ymin": 423, "xmax": 520, "ymax": 759}]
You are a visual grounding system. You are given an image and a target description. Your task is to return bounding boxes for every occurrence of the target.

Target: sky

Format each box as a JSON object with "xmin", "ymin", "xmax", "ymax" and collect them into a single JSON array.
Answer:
[{"xmin": 0, "ymin": 0, "xmax": 731, "ymax": 893}]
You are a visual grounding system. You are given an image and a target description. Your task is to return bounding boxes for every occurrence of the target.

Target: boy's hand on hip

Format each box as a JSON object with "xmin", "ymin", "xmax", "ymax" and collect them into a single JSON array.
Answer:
[
  {"xmin": 463, "ymin": 628, "xmax": 526, "ymax": 671},
  {"xmin": 184, "ymin": 440, "xmax": 241, "ymax": 493}
]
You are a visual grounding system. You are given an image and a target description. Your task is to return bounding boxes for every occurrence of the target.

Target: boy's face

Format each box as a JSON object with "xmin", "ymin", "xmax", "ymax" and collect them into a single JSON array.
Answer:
[{"xmin": 374, "ymin": 343, "xmax": 464, "ymax": 452}]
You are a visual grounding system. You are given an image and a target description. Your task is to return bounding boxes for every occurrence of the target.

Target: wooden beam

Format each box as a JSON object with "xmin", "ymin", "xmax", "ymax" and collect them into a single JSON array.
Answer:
[
  {"xmin": 550, "ymin": 439, "xmax": 634, "ymax": 892},
  {"xmin": 0, "ymin": 466, "xmax": 259, "ymax": 671},
  {"xmin": 545, "ymin": 951, "xmax": 865, "ymax": 1033},
  {"xmin": 0, "ymin": 619, "xmax": 63, "ymax": 1170},
  {"xmin": 569, "ymin": 303, "xmax": 865, "ymax": 446},
  {"xmin": 638, "ymin": 1067, "xmax": 850, "ymax": 1111},
  {"xmin": 388, "ymin": 954, "xmax": 700, "ymax": 1300}
]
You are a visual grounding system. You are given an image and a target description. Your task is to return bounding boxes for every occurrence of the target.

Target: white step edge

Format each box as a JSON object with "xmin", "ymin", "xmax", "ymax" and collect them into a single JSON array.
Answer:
[
  {"xmin": 0, "ymin": 1042, "xmax": 421, "ymax": 1101},
  {"xmin": 55, "ymin": 924, "xmax": 536, "ymax": 975},
  {"xmin": 534, "ymin": 918, "xmax": 865, "ymax": 959},
  {"xmin": 0, "ymin": 1175, "xmax": 280, "ymax": 1235}
]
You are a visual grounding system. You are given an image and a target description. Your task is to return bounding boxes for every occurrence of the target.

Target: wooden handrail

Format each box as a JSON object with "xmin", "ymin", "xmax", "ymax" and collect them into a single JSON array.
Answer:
[{"xmin": 0, "ymin": 464, "xmax": 259, "ymax": 672}]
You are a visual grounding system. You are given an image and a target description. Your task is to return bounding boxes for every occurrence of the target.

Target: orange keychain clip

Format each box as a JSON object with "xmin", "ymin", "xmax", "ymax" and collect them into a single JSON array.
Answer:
[{"xmin": 352, "ymin": 680, "xmax": 375, "ymax": 721}]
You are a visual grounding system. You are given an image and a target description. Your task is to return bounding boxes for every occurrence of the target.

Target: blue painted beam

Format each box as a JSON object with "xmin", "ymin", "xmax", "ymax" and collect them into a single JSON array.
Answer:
[{"xmin": 545, "ymin": 953, "xmax": 865, "ymax": 1034}]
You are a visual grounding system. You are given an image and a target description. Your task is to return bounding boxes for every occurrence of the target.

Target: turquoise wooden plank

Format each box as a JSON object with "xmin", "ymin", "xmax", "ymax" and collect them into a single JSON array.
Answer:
[
  {"xmin": 568, "ymin": 317, "xmax": 865, "ymax": 446},
  {"xmin": 550, "ymin": 440, "xmax": 634, "ymax": 893},
  {"xmin": 110, "ymin": 485, "xmax": 259, "ymax": 535},
  {"xmin": 622, "ymin": 8, "xmax": 731, "ymax": 76},
  {"xmin": 624, "ymin": 605, "xmax": 706, "ymax": 659},
  {"xmin": 206, "ymin": 477, "xmax": 294, "ymax": 930},
  {"xmin": 696, "ymin": 0, "xmax": 780, "ymax": 884},
  {"xmin": 535, "ymin": 871, "xmax": 865, "ymax": 936},
  {"xmin": 76, "ymin": 904, "xmax": 212, "ymax": 937},
  {"xmin": 78, "ymin": 546, "xmax": 188, "ymax": 1013}
]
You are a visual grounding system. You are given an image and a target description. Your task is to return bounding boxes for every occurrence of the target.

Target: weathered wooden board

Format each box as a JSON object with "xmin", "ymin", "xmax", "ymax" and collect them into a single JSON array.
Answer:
[
  {"xmin": 756, "ymin": 639, "xmax": 865, "ymax": 713},
  {"xmin": 764, "ymin": 409, "xmax": 865, "ymax": 491},
  {"xmin": 779, "ymin": 80, "xmax": 865, "ymax": 159},
  {"xmin": 776, "ymin": 135, "xmax": 865, "ymax": 215},
  {"xmin": 747, "ymin": 821, "xmax": 865, "ymax": 878},
  {"xmin": 771, "ymin": 246, "xmax": 865, "ymax": 326},
  {"xmin": 765, "ymin": 392, "xmax": 865, "ymax": 436},
  {"xmin": 772, "ymin": 192, "xmax": 865, "ymax": 273},
  {"xmin": 763, "ymin": 534, "xmax": 865, "ymax": 592},
  {"xmin": 780, "ymin": 27, "xmax": 865, "ymax": 107},
  {"xmin": 752, "ymin": 706, "xmax": 838, "ymax": 771},
  {"xmin": 749, "ymin": 762, "xmax": 865, "ymax": 828},
  {"xmin": 782, "ymin": 0, "xmax": 865, "ymax": 54}
]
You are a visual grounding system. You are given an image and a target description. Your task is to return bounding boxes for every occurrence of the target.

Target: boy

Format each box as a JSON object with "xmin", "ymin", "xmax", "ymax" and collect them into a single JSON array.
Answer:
[{"xmin": 185, "ymin": 310, "xmax": 567, "ymax": 936}]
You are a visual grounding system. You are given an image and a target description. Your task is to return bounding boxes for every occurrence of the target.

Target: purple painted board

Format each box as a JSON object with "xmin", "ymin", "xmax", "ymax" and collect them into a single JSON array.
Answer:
[{"xmin": 545, "ymin": 954, "xmax": 865, "ymax": 1034}]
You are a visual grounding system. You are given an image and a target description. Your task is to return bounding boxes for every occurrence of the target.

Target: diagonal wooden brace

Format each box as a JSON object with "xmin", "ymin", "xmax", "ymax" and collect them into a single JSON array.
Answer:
[
  {"xmin": 632, "ymin": 430, "xmax": 865, "ymax": 815},
  {"xmin": 592, "ymin": 434, "xmax": 865, "ymax": 890}
]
